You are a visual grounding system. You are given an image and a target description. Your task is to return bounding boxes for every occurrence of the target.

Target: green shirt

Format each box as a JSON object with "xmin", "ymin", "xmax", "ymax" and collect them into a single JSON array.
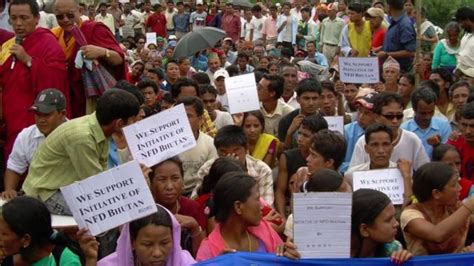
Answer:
[
  {"xmin": 33, "ymin": 247, "xmax": 81, "ymax": 266},
  {"xmin": 23, "ymin": 114, "xmax": 108, "ymax": 201}
]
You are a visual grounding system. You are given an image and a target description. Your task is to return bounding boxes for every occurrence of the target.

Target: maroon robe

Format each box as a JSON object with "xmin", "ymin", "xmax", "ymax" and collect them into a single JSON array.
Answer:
[
  {"xmin": 66, "ymin": 20, "xmax": 127, "ymax": 118},
  {"xmin": 0, "ymin": 27, "xmax": 69, "ymax": 161}
]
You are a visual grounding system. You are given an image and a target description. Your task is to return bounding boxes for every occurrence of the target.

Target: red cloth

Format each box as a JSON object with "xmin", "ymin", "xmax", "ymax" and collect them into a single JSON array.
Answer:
[
  {"xmin": 179, "ymin": 196, "xmax": 207, "ymax": 230},
  {"xmin": 0, "ymin": 28, "xmax": 69, "ymax": 161},
  {"xmin": 459, "ymin": 178, "xmax": 472, "ymax": 200},
  {"xmin": 146, "ymin": 13, "xmax": 167, "ymax": 38},
  {"xmin": 448, "ymin": 136, "xmax": 474, "ymax": 180},
  {"xmin": 371, "ymin": 27, "xmax": 386, "ymax": 49},
  {"xmin": 206, "ymin": 14, "xmax": 216, "ymax": 26},
  {"xmin": 196, "ymin": 219, "xmax": 283, "ymax": 261},
  {"xmin": 221, "ymin": 14, "xmax": 241, "ymax": 42},
  {"xmin": 0, "ymin": 29, "xmax": 14, "ymax": 45},
  {"xmin": 127, "ymin": 72, "xmax": 141, "ymax": 85},
  {"xmin": 65, "ymin": 21, "xmax": 127, "ymax": 118}
]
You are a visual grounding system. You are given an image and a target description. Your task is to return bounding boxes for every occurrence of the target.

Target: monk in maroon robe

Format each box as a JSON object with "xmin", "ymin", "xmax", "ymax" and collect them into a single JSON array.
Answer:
[
  {"xmin": 0, "ymin": 0, "xmax": 68, "ymax": 161},
  {"xmin": 52, "ymin": 0, "xmax": 127, "ymax": 118}
]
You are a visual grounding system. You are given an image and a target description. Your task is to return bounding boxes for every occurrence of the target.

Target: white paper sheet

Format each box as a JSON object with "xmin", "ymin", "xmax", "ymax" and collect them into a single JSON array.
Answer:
[
  {"xmin": 225, "ymin": 73, "xmax": 260, "ymax": 114},
  {"xmin": 353, "ymin": 168, "xmax": 405, "ymax": 205},
  {"xmin": 293, "ymin": 192, "xmax": 352, "ymax": 259}
]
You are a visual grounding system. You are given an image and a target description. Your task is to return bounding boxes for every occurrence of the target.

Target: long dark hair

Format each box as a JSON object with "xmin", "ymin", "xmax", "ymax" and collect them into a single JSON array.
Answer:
[
  {"xmin": 130, "ymin": 205, "xmax": 173, "ymax": 240},
  {"xmin": 1, "ymin": 196, "xmax": 84, "ymax": 263},
  {"xmin": 199, "ymin": 157, "xmax": 244, "ymax": 195}
]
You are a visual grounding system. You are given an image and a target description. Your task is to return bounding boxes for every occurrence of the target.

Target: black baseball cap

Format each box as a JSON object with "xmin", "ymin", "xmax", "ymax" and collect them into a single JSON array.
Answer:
[{"xmin": 30, "ymin": 89, "xmax": 66, "ymax": 114}]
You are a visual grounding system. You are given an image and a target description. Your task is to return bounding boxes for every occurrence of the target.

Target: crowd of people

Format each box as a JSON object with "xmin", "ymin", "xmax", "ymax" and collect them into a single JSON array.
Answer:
[{"xmin": 0, "ymin": 0, "xmax": 474, "ymax": 264}]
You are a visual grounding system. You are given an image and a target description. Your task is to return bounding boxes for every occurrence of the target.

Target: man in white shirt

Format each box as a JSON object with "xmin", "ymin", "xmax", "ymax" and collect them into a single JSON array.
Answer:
[
  {"xmin": 2, "ymin": 89, "xmax": 67, "ymax": 199},
  {"xmin": 95, "ymin": 2, "xmax": 115, "ymax": 33},
  {"xmin": 277, "ymin": 2, "xmax": 298, "ymax": 55},
  {"xmin": 121, "ymin": 2, "xmax": 140, "ymax": 39},
  {"xmin": 455, "ymin": 7, "xmax": 474, "ymax": 86},
  {"xmin": 164, "ymin": 0, "xmax": 177, "ymax": 35},
  {"xmin": 279, "ymin": 63, "xmax": 300, "ymax": 109},
  {"xmin": 213, "ymin": 69, "xmax": 230, "ymax": 110},
  {"xmin": 241, "ymin": 9, "xmax": 253, "ymax": 42},
  {"xmin": 349, "ymin": 92, "xmax": 430, "ymax": 172},
  {"xmin": 250, "ymin": 4, "xmax": 265, "ymax": 43},
  {"xmin": 38, "ymin": 10, "xmax": 58, "ymax": 29}
]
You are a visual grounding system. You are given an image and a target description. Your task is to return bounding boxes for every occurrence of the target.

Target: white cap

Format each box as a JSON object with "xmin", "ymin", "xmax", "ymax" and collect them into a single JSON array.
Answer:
[
  {"xmin": 196, "ymin": 0, "xmax": 203, "ymax": 5},
  {"xmin": 168, "ymin": 35, "xmax": 177, "ymax": 40},
  {"xmin": 214, "ymin": 68, "xmax": 229, "ymax": 80}
]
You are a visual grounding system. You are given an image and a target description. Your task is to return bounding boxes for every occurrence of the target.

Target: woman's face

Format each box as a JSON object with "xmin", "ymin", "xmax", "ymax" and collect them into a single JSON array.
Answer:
[
  {"xmin": 179, "ymin": 59, "xmax": 191, "ymax": 74},
  {"xmin": 0, "ymin": 217, "xmax": 22, "ymax": 256},
  {"xmin": 132, "ymin": 64, "xmax": 144, "ymax": 77},
  {"xmin": 259, "ymin": 58, "xmax": 269, "ymax": 69},
  {"xmin": 404, "ymin": 1, "xmax": 414, "ymax": 13},
  {"xmin": 438, "ymin": 175, "xmax": 461, "ymax": 206},
  {"xmin": 151, "ymin": 161, "xmax": 183, "ymax": 206},
  {"xmin": 441, "ymin": 150, "xmax": 462, "ymax": 176},
  {"xmin": 452, "ymin": 86, "xmax": 470, "ymax": 110},
  {"xmin": 132, "ymin": 224, "xmax": 173, "ymax": 266},
  {"xmin": 269, "ymin": 64, "xmax": 279, "ymax": 75},
  {"xmin": 243, "ymin": 115, "xmax": 263, "ymax": 143},
  {"xmin": 364, "ymin": 203, "xmax": 398, "ymax": 244},
  {"xmin": 238, "ymin": 185, "xmax": 262, "ymax": 226},
  {"xmin": 447, "ymin": 29, "xmax": 460, "ymax": 45}
]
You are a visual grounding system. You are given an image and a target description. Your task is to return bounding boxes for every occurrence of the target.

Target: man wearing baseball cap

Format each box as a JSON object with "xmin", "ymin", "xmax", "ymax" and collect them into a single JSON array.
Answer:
[
  {"xmin": 213, "ymin": 69, "xmax": 230, "ymax": 111},
  {"xmin": 366, "ymin": 7, "xmax": 386, "ymax": 52},
  {"xmin": 2, "ymin": 89, "xmax": 67, "ymax": 200},
  {"xmin": 340, "ymin": 90, "xmax": 378, "ymax": 173}
]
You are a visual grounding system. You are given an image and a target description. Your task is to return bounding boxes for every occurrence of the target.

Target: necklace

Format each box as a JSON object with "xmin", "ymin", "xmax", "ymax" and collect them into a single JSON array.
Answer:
[{"xmin": 223, "ymin": 231, "xmax": 252, "ymax": 252}]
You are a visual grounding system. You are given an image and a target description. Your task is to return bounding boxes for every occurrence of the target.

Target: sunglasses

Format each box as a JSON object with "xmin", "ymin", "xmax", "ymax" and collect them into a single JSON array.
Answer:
[
  {"xmin": 56, "ymin": 13, "xmax": 75, "ymax": 20},
  {"xmin": 381, "ymin": 113, "xmax": 404, "ymax": 120}
]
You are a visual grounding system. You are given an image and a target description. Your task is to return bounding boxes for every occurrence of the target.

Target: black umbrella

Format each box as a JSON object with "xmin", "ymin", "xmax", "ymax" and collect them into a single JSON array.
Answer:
[
  {"xmin": 172, "ymin": 27, "xmax": 227, "ymax": 59},
  {"xmin": 229, "ymin": 0, "xmax": 253, "ymax": 8}
]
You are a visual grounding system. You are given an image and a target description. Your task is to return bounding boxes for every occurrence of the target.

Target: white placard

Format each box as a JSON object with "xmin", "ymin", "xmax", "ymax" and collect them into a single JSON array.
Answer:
[
  {"xmin": 0, "ymin": 199, "xmax": 78, "ymax": 228},
  {"xmin": 293, "ymin": 192, "xmax": 352, "ymax": 259},
  {"xmin": 324, "ymin": 116, "xmax": 344, "ymax": 135},
  {"xmin": 60, "ymin": 161, "xmax": 157, "ymax": 236},
  {"xmin": 225, "ymin": 73, "xmax": 260, "ymax": 114},
  {"xmin": 339, "ymin": 57, "xmax": 380, "ymax": 84},
  {"xmin": 123, "ymin": 104, "xmax": 196, "ymax": 167},
  {"xmin": 146, "ymin": 32, "xmax": 157, "ymax": 46},
  {"xmin": 352, "ymin": 168, "xmax": 405, "ymax": 205}
]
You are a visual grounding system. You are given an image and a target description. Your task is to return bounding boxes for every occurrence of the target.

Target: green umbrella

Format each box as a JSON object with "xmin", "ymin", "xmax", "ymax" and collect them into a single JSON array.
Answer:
[{"xmin": 172, "ymin": 27, "xmax": 227, "ymax": 59}]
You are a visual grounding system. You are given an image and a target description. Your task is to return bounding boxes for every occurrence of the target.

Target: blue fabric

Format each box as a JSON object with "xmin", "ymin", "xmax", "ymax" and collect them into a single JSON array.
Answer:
[
  {"xmin": 173, "ymin": 13, "xmax": 191, "ymax": 33},
  {"xmin": 191, "ymin": 54, "xmax": 208, "ymax": 72},
  {"xmin": 108, "ymin": 138, "xmax": 120, "ymax": 169},
  {"xmin": 340, "ymin": 121, "xmax": 364, "ymax": 173},
  {"xmin": 195, "ymin": 251, "xmax": 474, "ymax": 266},
  {"xmin": 382, "ymin": 12, "xmax": 416, "ymax": 72},
  {"xmin": 305, "ymin": 53, "xmax": 329, "ymax": 68},
  {"xmin": 401, "ymin": 117, "xmax": 452, "ymax": 158}
]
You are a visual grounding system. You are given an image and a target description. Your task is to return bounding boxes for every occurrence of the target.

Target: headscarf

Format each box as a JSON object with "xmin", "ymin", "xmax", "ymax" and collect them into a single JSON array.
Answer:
[{"xmin": 98, "ymin": 204, "xmax": 195, "ymax": 266}]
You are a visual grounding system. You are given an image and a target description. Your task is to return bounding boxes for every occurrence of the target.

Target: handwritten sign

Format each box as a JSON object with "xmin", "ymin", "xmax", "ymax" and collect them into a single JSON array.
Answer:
[
  {"xmin": 61, "ymin": 161, "xmax": 157, "ymax": 236},
  {"xmin": 324, "ymin": 116, "xmax": 344, "ymax": 135},
  {"xmin": 123, "ymin": 104, "xmax": 196, "ymax": 167},
  {"xmin": 293, "ymin": 192, "xmax": 352, "ymax": 259},
  {"xmin": 339, "ymin": 57, "xmax": 380, "ymax": 84},
  {"xmin": 353, "ymin": 168, "xmax": 405, "ymax": 205},
  {"xmin": 146, "ymin": 32, "xmax": 157, "ymax": 46},
  {"xmin": 225, "ymin": 73, "xmax": 260, "ymax": 114}
]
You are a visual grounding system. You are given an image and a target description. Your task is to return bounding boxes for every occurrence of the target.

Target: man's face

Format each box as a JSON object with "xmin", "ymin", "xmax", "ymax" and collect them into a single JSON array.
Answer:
[
  {"xmin": 297, "ymin": 91, "xmax": 320, "ymax": 115},
  {"xmin": 244, "ymin": 10, "xmax": 252, "ymax": 20},
  {"xmin": 459, "ymin": 19, "xmax": 472, "ymax": 33},
  {"xmin": 452, "ymin": 86, "xmax": 470, "ymax": 110},
  {"xmin": 460, "ymin": 117, "xmax": 474, "ymax": 143},
  {"xmin": 217, "ymin": 145, "xmax": 247, "ymax": 166},
  {"xmin": 208, "ymin": 58, "xmax": 221, "ymax": 72},
  {"xmin": 144, "ymin": 2, "xmax": 151, "ymax": 11},
  {"xmin": 237, "ymin": 57, "xmax": 248, "ymax": 70},
  {"xmin": 9, "ymin": 4, "xmax": 40, "ymax": 36},
  {"xmin": 254, "ymin": 47, "xmax": 265, "ymax": 58},
  {"xmin": 270, "ymin": 7, "xmax": 277, "ymax": 17},
  {"xmin": 306, "ymin": 147, "xmax": 330, "ymax": 173},
  {"xmin": 225, "ymin": 5, "xmax": 233, "ymax": 14},
  {"xmin": 383, "ymin": 68, "xmax": 400, "ymax": 84},
  {"xmin": 282, "ymin": 67, "xmax": 298, "ymax": 92},
  {"xmin": 398, "ymin": 76, "xmax": 413, "ymax": 98},
  {"xmin": 142, "ymin": 86, "xmax": 157, "ymax": 108},
  {"xmin": 365, "ymin": 131, "xmax": 393, "ymax": 168},
  {"xmin": 201, "ymin": 92, "xmax": 217, "ymax": 113},
  {"xmin": 184, "ymin": 105, "xmax": 202, "ymax": 135},
  {"xmin": 414, "ymin": 100, "xmax": 435, "ymax": 129},
  {"xmin": 124, "ymin": 3, "xmax": 131, "ymax": 12},
  {"xmin": 282, "ymin": 5, "xmax": 290, "ymax": 15},
  {"xmin": 376, "ymin": 101, "xmax": 404, "ymax": 132},
  {"xmin": 320, "ymin": 88, "xmax": 337, "ymax": 116},
  {"xmin": 357, "ymin": 106, "xmax": 377, "ymax": 129},
  {"xmin": 348, "ymin": 10, "xmax": 361, "ymax": 23},
  {"xmin": 34, "ymin": 110, "xmax": 66, "ymax": 136},
  {"xmin": 54, "ymin": 0, "xmax": 79, "ymax": 32},
  {"xmin": 167, "ymin": 3, "xmax": 174, "ymax": 11},
  {"xmin": 257, "ymin": 78, "xmax": 275, "ymax": 102},
  {"xmin": 368, "ymin": 15, "xmax": 382, "ymax": 29},
  {"xmin": 306, "ymin": 43, "xmax": 316, "ymax": 54},
  {"xmin": 177, "ymin": 86, "xmax": 197, "ymax": 99},
  {"xmin": 99, "ymin": 5, "xmax": 106, "ymax": 13},
  {"xmin": 177, "ymin": 4, "xmax": 183, "ymax": 12}
]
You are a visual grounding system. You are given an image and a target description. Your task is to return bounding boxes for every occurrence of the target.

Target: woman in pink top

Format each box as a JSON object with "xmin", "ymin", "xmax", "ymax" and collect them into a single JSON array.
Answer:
[{"xmin": 196, "ymin": 172, "xmax": 283, "ymax": 261}]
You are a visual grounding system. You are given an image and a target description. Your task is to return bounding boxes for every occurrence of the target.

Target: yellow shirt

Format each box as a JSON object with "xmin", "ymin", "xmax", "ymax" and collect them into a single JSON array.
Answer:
[{"xmin": 348, "ymin": 20, "xmax": 372, "ymax": 57}]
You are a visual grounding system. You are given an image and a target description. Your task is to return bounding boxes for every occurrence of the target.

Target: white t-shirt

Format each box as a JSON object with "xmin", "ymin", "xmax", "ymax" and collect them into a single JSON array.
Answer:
[
  {"xmin": 349, "ymin": 129, "xmax": 430, "ymax": 171},
  {"xmin": 251, "ymin": 16, "xmax": 266, "ymax": 41},
  {"xmin": 214, "ymin": 110, "xmax": 234, "ymax": 130},
  {"xmin": 190, "ymin": 11, "xmax": 207, "ymax": 29},
  {"xmin": 7, "ymin": 125, "xmax": 45, "ymax": 175},
  {"xmin": 241, "ymin": 19, "xmax": 254, "ymax": 41},
  {"xmin": 216, "ymin": 93, "xmax": 229, "ymax": 111},
  {"xmin": 179, "ymin": 131, "xmax": 218, "ymax": 194}
]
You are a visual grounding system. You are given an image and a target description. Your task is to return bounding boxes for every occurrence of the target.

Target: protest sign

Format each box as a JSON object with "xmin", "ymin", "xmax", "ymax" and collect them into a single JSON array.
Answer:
[
  {"xmin": 225, "ymin": 72, "xmax": 260, "ymax": 114},
  {"xmin": 293, "ymin": 192, "xmax": 352, "ymax": 259},
  {"xmin": 324, "ymin": 116, "xmax": 344, "ymax": 135},
  {"xmin": 123, "ymin": 104, "xmax": 196, "ymax": 167},
  {"xmin": 352, "ymin": 168, "xmax": 405, "ymax": 205},
  {"xmin": 61, "ymin": 160, "xmax": 157, "ymax": 236},
  {"xmin": 339, "ymin": 57, "xmax": 380, "ymax": 84},
  {"xmin": 0, "ymin": 199, "xmax": 77, "ymax": 228},
  {"xmin": 146, "ymin": 32, "xmax": 157, "ymax": 46}
]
